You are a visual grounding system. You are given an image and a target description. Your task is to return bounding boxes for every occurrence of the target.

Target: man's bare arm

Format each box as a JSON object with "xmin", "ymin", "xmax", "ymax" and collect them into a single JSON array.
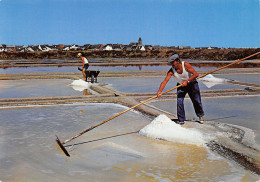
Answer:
[{"xmin": 157, "ymin": 72, "xmax": 173, "ymax": 97}]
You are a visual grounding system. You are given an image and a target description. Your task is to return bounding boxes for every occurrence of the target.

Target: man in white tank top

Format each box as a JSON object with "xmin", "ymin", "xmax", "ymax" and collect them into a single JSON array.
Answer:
[
  {"xmin": 157, "ymin": 54, "xmax": 204, "ymax": 125},
  {"xmin": 77, "ymin": 53, "xmax": 89, "ymax": 81}
]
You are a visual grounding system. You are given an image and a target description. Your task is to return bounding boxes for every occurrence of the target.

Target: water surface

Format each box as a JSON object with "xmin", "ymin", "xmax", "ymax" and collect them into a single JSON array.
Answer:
[
  {"xmin": 100, "ymin": 76, "xmax": 245, "ymax": 93},
  {"xmin": 0, "ymin": 65, "xmax": 216, "ymax": 73},
  {"xmin": 0, "ymin": 103, "xmax": 258, "ymax": 181},
  {"xmin": 0, "ymin": 79, "xmax": 83, "ymax": 98}
]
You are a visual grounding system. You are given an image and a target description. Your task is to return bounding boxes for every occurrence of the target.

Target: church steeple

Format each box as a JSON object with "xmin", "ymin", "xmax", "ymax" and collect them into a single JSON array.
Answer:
[{"xmin": 138, "ymin": 37, "xmax": 142, "ymax": 46}]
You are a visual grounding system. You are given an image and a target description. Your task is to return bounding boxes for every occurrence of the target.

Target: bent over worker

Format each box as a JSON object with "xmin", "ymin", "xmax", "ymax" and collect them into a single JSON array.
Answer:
[
  {"xmin": 77, "ymin": 53, "xmax": 89, "ymax": 81},
  {"xmin": 157, "ymin": 54, "xmax": 204, "ymax": 125}
]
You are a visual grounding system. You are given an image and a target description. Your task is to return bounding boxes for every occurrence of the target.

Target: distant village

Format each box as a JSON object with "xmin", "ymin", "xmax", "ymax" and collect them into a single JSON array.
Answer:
[{"xmin": 0, "ymin": 37, "xmax": 221, "ymax": 52}]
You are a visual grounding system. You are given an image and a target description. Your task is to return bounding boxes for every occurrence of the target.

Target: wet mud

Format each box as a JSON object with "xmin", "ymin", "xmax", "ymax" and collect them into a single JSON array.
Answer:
[
  {"xmin": 208, "ymin": 141, "xmax": 260, "ymax": 175},
  {"xmin": 203, "ymin": 121, "xmax": 260, "ymax": 175}
]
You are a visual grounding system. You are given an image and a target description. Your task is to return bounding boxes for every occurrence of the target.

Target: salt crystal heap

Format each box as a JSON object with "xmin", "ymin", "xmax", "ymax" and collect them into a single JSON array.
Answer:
[
  {"xmin": 139, "ymin": 114, "xmax": 206, "ymax": 146},
  {"xmin": 70, "ymin": 79, "xmax": 92, "ymax": 91}
]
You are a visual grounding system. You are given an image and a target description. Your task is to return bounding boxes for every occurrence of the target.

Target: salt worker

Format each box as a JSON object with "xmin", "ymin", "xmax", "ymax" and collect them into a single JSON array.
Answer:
[
  {"xmin": 157, "ymin": 54, "xmax": 204, "ymax": 125},
  {"xmin": 77, "ymin": 53, "xmax": 89, "ymax": 81}
]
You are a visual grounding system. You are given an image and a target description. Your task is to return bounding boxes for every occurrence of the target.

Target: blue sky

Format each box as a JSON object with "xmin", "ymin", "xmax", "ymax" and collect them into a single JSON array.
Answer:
[{"xmin": 0, "ymin": 0, "xmax": 259, "ymax": 48}]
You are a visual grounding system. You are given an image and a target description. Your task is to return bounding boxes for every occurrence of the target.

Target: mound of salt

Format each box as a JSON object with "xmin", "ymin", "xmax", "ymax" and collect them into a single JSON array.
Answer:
[
  {"xmin": 199, "ymin": 74, "xmax": 227, "ymax": 83},
  {"xmin": 198, "ymin": 74, "xmax": 227, "ymax": 88},
  {"xmin": 70, "ymin": 79, "xmax": 91, "ymax": 91},
  {"xmin": 139, "ymin": 114, "xmax": 206, "ymax": 146}
]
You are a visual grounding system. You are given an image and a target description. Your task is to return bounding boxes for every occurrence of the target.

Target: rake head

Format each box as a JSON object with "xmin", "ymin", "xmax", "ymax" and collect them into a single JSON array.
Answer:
[{"xmin": 56, "ymin": 135, "xmax": 70, "ymax": 157}]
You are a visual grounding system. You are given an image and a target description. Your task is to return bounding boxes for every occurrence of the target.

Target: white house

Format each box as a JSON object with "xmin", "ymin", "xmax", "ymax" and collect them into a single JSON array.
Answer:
[
  {"xmin": 0, "ymin": 45, "xmax": 5, "ymax": 52},
  {"xmin": 139, "ymin": 46, "xmax": 145, "ymax": 51},
  {"xmin": 41, "ymin": 45, "xmax": 52, "ymax": 51},
  {"xmin": 103, "ymin": 45, "xmax": 113, "ymax": 50},
  {"xmin": 69, "ymin": 44, "xmax": 79, "ymax": 50}
]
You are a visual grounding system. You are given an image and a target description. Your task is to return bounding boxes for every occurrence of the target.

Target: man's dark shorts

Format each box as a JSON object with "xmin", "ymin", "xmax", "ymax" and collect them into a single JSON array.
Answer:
[{"xmin": 83, "ymin": 64, "xmax": 89, "ymax": 70}]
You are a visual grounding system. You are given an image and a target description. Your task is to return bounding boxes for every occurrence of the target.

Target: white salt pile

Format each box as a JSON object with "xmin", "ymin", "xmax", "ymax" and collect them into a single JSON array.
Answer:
[
  {"xmin": 70, "ymin": 79, "xmax": 92, "ymax": 91},
  {"xmin": 198, "ymin": 74, "xmax": 227, "ymax": 88},
  {"xmin": 139, "ymin": 114, "xmax": 206, "ymax": 147}
]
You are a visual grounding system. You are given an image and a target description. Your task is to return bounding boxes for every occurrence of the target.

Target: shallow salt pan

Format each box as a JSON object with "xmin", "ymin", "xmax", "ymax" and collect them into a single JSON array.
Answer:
[
  {"xmin": 1, "ymin": 101, "xmax": 259, "ymax": 181},
  {"xmin": 81, "ymin": 142, "xmax": 143, "ymax": 166},
  {"xmin": 139, "ymin": 114, "xmax": 206, "ymax": 146}
]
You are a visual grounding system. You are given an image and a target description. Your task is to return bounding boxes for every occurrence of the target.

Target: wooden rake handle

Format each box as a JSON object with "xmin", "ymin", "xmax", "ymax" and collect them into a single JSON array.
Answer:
[
  {"xmin": 63, "ymin": 51, "xmax": 260, "ymax": 144},
  {"xmin": 197, "ymin": 51, "xmax": 260, "ymax": 79},
  {"xmin": 63, "ymin": 84, "xmax": 182, "ymax": 144}
]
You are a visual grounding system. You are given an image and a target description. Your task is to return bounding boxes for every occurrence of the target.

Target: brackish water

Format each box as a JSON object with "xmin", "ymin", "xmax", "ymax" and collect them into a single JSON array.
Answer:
[
  {"xmin": 0, "ymin": 79, "xmax": 81, "ymax": 98},
  {"xmin": 0, "ymin": 75, "xmax": 245, "ymax": 98},
  {"xmin": 0, "ymin": 65, "xmax": 259, "ymax": 181},
  {"xmin": 99, "ymin": 76, "xmax": 245, "ymax": 93},
  {"xmin": 0, "ymin": 104, "xmax": 259, "ymax": 181},
  {"xmin": 0, "ymin": 65, "xmax": 217, "ymax": 73}
]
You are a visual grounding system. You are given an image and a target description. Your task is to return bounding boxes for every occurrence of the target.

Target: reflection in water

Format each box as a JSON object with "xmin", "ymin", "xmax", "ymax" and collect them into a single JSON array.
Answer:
[
  {"xmin": 83, "ymin": 89, "xmax": 92, "ymax": 95},
  {"xmin": 138, "ymin": 65, "xmax": 142, "ymax": 71},
  {"xmin": 1, "ymin": 59, "xmax": 258, "ymax": 74},
  {"xmin": 0, "ymin": 65, "xmax": 216, "ymax": 73},
  {"xmin": 65, "ymin": 131, "xmax": 138, "ymax": 147}
]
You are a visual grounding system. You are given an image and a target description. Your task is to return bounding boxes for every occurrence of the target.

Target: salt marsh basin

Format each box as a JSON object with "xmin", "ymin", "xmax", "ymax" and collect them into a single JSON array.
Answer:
[
  {"xmin": 0, "ymin": 61, "xmax": 260, "ymax": 181},
  {"xmin": 0, "ymin": 104, "xmax": 259, "ymax": 181}
]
